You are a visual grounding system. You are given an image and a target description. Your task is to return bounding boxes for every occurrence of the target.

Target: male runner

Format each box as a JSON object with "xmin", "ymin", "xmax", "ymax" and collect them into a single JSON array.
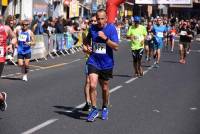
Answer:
[
  {"xmin": 16, "ymin": 19, "xmax": 35, "ymax": 81},
  {"xmin": 0, "ymin": 15, "xmax": 17, "ymax": 111},
  {"xmin": 178, "ymin": 22, "xmax": 193, "ymax": 64},
  {"xmin": 82, "ymin": 14, "xmax": 97, "ymax": 111},
  {"xmin": 83, "ymin": 9, "xmax": 119, "ymax": 122},
  {"xmin": 127, "ymin": 16, "xmax": 147, "ymax": 77},
  {"xmin": 152, "ymin": 18, "xmax": 167, "ymax": 68}
]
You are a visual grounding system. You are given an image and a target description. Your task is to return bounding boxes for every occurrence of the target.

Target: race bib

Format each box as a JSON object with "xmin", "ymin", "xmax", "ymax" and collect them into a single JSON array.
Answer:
[
  {"xmin": 157, "ymin": 32, "xmax": 163, "ymax": 38},
  {"xmin": 18, "ymin": 34, "xmax": 27, "ymax": 42},
  {"xmin": 180, "ymin": 31, "xmax": 187, "ymax": 36},
  {"xmin": 93, "ymin": 42, "xmax": 106, "ymax": 54},
  {"xmin": 0, "ymin": 46, "xmax": 4, "ymax": 57},
  {"xmin": 134, "ymin": 35, "xmax": 144, "ymax": 41}
]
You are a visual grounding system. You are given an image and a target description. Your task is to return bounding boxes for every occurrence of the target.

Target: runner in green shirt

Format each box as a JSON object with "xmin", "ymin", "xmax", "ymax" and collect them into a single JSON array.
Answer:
[{"xmin": 127, "ymin": 16, "xmax": 147, "ymax": 77}]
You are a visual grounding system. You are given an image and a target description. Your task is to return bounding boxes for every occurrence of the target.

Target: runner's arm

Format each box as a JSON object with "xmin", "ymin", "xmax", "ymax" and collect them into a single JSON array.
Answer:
[
  {"xmin": 28, "ymin": 30, "xmax": 35, "ymax": 46},
  {"xmin": 6, "ymin": 26, "xmax": 17, "ymax": 52},
  {"xmin": 98, "ymin": 26, "xmax": 119, "ymax": 51},
  {"xmin": 83, "ymin": 33, "xmax": 92, "ymax": 54},
  {"xmin": 7, "ymin": 26, "xmax": 17, "ymax": 46}
]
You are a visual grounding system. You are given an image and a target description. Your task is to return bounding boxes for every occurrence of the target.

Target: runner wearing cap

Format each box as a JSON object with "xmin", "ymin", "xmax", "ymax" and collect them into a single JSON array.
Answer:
[{"xmin": 127, "ymin": 16, "xmax": 147, "ymax": 77}]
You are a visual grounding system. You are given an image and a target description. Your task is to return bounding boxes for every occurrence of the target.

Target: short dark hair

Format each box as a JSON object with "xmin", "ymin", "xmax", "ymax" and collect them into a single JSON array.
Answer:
[{"xmin": 96, "ymin": 9, "xmax": 106, "ymax": 16}]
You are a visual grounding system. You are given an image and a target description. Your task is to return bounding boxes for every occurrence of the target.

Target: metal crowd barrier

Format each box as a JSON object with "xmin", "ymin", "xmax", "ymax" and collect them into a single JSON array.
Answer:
[{"xmin": 6, "ymin": 32, "xmax": 83, "ymax": 64}]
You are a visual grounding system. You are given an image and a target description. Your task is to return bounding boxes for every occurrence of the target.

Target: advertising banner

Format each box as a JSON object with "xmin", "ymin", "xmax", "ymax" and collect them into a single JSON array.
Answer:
[
  {"xmin": 2, "ymin": 0, "xmax": 8, "ymax": 6},
  {"xmin": 33, "ymin": 0, "xmax": 48, "ymax": 14},
  {"xmin": 69, "ymin": 0, "xmax": 79, "ymax": 18},
  {"xmin": 135, "ymin": 0, "xmax": 191, "ymax": 4}
]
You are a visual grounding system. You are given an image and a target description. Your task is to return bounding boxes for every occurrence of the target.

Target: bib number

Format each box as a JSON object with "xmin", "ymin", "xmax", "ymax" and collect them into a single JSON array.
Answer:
[
  {"xmin": 157, "ymin": 32, "xmax": 163, "ymax": 38},
  {"xmin": 0, "ymin": 46, "xmax": 4, "ymax": 57},
  {"xmin": 93, "ymin": 42, "xmax": 106, "ymax": 54},
  {"xmin": 18, "ymin": 34, "xmax": 27, "ymax": 42},
  {"xmin": 180, "ymin": 31, "xmax": 187, "ymax": 36}
]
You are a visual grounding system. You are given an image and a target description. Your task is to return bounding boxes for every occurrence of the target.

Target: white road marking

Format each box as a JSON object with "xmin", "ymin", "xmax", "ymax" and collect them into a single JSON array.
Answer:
[
  {"xmin": 109, "ymin": 85, "xmax": 123, "ymax": 93},
  {"xmin": 21, "ymin": 119, "xmax": 58, "ymax": 134},
  {"xmin": 152, "ymin": 109, "xmax": 160, "ymax": 113},
  {"xmin": 3, "ymin": 59, "xmax": 81, "ymax": 78},
  {"xmin": 125, "ymin": 77, "xmax": 138, "ymax": 84},
  {"xmin": 190, "ymin": 107, "xmax": 198, "ymax": 111},
  {"xmin": 190, "ymin": 50, "xmax": 200, "ymax": 53},
  {"xmin": 125, "ymin": 62, "xmax": 155, "ymax": 84}
]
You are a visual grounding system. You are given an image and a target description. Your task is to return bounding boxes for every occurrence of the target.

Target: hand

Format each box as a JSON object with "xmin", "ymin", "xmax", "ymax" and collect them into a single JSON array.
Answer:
[
  {"xmin": 131, "ymin": 35, "xmax": 137, "ymax": 40},
  {"xmin": 98, "ymin": 31, "xmax": 107, "ymax": 40},
  {"xmin": 140, "ymin": 40, "xmax": 144, "ymax": 47},
  {"xmin": 6, "ymin": 45, "xmax": 13, "ymax": 53},
  {"xmin": 87, "ymin": 46, "xmax": 92, "ymax": 53},
  {"xmin": 25, "ymin": 42, "xmax": 31, "ymax": 46}
]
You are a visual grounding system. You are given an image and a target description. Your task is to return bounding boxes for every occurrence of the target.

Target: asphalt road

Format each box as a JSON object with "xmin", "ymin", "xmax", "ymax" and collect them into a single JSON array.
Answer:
[{"xmin": 0, "ymin": 39, "xmax": 200, "ymax": 134}]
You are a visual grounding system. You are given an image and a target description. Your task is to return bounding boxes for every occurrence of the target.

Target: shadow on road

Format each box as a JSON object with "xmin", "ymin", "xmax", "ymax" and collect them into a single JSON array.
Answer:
[
  {"xmin": 1, "ymin": 77, "xmax": 22, "ymax": 81},
  {"xmin": 53, "ymin": 106, "xmax": 88, "ymax": 121},
  {"xmin": 113, "ymin": 74, "xmax": 132, "ymax": 78},
  {"xmin": 162, "ymin": 60, "xmax": 179, "ymax": 64}
]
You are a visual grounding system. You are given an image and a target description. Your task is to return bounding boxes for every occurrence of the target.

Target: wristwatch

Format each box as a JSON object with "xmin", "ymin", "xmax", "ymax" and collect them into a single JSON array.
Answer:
[{"xmin": 105, "ymin": 37, "xmax": 109, "ymax": 42}]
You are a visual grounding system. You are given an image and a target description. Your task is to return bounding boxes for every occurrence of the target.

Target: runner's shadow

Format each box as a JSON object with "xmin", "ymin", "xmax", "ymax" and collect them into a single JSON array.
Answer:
[
  {"xmin": 142, "ymin": 64, "xmax": 151, "ymax": 67},
  {"xmin": 1, "ymin": 77, "xmax": 21, "ymax": 81},
  {"xmin": 53, "ymin": 106, "xmax": 88, "ymax": 121},
  {"xmin": 162, "ymin": 60, "xmax": 179, "ymax": 64},
  {"xmin": 113, "ymin": 74, "xmax": 132, "ymax": 78}
]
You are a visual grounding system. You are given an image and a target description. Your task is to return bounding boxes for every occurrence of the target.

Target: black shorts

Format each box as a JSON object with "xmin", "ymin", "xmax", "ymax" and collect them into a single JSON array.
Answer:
[
  {"xmin": 145, "ymin": 40, "xmax": 154, "ymax": 49},
  {"xmin": 88, "ymin": 64, "xmax": 113, "ymax": 81},
  {"xmin": 0, "ymin": 62, "xmax": 4, "ymax": 76},
  {"xmin": 18, "ymin": 53, "xmax": 31, "ymax": 59},
  {"xmin": 132, "ymin": 48, "xmax": 144, "ymax": 62}
]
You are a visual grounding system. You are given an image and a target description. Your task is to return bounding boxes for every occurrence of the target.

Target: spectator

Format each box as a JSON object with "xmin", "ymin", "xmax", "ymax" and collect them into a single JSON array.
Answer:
[{"xmin": 33, "ymin": 13, "xmax": 44, "ymax": 35}]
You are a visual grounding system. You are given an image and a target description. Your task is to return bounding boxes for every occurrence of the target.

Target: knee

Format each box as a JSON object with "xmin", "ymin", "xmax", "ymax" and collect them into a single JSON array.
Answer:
[{"xmin": 90, "ymin": 83, "xmax": 97, "ymax": 91}]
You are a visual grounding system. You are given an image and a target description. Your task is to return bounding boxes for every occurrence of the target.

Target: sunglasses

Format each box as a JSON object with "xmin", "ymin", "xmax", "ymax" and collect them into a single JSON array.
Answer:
[
  {"xmin": 22, "ymin": 24, "xmax": 29, "ymax": 26},
  {"xmin": 97, "ymin": 18, "xmax": 105, "ymax": 20},
  {"xmin": 91, "ymin": 20, "xmax": 97, "ymax": 22}
]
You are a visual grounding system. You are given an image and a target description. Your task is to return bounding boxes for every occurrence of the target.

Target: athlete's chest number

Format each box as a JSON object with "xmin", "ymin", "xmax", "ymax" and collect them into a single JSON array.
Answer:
[
  {"xmin": 18, "ymin": 34, "xmax": 27, "ymax": 42},
  {"xmin": 157, "ymin": 32, "xmax": 164, "ymax": 38},
  {"xmin": 0, "ymin": 46, "xmax": 4, "ymax": 57},
  {"xmin": 93, "ymin": 43, "xmax": 106, "ymax": 54}
]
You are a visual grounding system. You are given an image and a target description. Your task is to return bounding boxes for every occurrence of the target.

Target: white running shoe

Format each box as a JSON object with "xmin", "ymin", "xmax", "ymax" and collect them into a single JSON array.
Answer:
[{"xmin": 22, "ymin": 74, "xmax": 28, "ymax": 82}]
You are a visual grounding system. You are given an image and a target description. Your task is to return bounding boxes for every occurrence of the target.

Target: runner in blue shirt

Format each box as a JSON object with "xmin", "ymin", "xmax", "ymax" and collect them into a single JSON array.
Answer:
[
  {"xmin": 83, "ymin": 9, "xmax": 119, "ymax": 122},
  {"xmin": 16, "ymin": 19, "xmax": 35, "ymax": 81},
  {"xmin": 152, "ymin": 18, "xmax": 167, "ymax": 68}
]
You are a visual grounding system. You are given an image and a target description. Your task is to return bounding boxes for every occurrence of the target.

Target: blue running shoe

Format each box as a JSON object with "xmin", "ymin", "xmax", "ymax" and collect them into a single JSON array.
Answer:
[
  {"xmin": 101, "ymin": 107, "xmax": 109, "ymax": 120},
  {"xmin": 87, "ymin": 108, "xmax": 99, "ymax": 122}
]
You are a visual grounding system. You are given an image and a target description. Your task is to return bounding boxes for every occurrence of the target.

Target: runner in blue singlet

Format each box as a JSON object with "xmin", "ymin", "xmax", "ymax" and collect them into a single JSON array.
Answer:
[
  {"xmin": 83, "ymin": 9, "xmax": 119, "ymax": 122},
  {"xmin": 152, "ymin": 18, "xmax": 167, "ymax": 68},
  {"xmin": 16, "ymin": 19, "xmax": 35, "ymax": 81}
]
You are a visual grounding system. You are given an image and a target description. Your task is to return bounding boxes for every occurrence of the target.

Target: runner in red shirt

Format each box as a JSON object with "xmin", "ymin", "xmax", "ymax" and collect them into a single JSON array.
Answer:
[{"xmin": 0, "ymin": 15, "xmax": 17, "ymax": 111}]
